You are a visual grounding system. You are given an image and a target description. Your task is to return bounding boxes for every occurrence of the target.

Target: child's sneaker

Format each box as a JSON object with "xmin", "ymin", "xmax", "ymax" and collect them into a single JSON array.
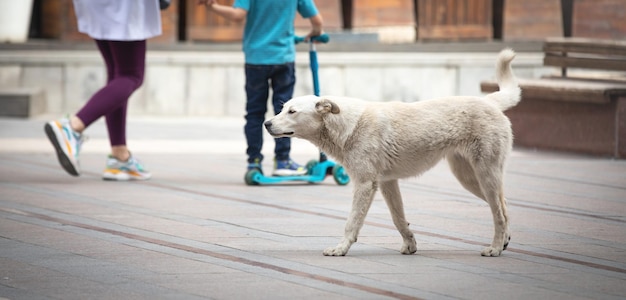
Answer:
[
  {"xmin": 102, "ymin": 154, "xmax": 151, "ymax": 181},
  {"xmin": 272, "ymin": 158, "xmax": 307, "ymax": 176},
  {"xmin": 44, "ymin": 117, "xmax": 83, "ymax": 176},
  {"xmin": 247, "ymin": 158, "xmax": 263, "ymax": 174}
]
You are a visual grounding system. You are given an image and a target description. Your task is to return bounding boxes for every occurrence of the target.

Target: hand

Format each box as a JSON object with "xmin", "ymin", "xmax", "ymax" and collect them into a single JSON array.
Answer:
[
  {"xmin": 197, "ymin": 0, "xmax": 216, "ymax": 7},
  {"xmin": 305, "ymin": 29, "xmax": 323, "ymax": 43},
  {"xmin": 305, "ymin": 14, "xmax": 324, "ymax": 42}
]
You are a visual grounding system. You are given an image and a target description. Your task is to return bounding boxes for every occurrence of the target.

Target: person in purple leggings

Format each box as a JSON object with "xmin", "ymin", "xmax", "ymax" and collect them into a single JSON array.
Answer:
[{"xmin": 44, "ymin": 1, "xmax": 161, "ymax": 181}]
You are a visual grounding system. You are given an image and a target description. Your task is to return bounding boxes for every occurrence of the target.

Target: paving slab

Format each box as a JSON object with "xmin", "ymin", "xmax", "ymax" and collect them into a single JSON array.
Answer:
[{"xmin": 0, "ymin": 116, "xmax": 625, "ymax": 300}]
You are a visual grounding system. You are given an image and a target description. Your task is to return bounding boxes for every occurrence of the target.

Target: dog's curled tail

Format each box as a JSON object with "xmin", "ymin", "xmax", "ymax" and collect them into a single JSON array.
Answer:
[{"xmin": 488, "ymin": 48, "xmax": 521, "ymax": 111}]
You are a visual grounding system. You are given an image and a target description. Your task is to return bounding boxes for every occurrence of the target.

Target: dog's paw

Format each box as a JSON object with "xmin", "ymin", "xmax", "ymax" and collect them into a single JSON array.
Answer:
[
  {"xmin": 503, "ymin": 235, "xmax": 511, "ymax": 250},
  {"xmin": 481, "ymin": 246, "xmax": 503, "ymax": 257},
  {"xmin": 323, "ymin": 246, "xmax": 348, "ymax": 256},
  {"xmin": 400, "ymin": 239, "xmax": 417, "ymax": 255}
]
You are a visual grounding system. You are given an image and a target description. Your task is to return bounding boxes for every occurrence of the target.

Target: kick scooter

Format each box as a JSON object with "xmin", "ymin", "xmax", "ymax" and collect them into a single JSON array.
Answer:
[{"xmin": 244, "ymin": 34, "xmax": 350, "ymax": 186}]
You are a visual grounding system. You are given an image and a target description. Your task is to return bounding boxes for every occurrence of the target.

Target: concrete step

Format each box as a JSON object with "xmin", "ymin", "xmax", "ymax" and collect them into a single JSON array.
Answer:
[{"xmin": 0, "ymin": 87, "xmax": 46, "ymax": 118}]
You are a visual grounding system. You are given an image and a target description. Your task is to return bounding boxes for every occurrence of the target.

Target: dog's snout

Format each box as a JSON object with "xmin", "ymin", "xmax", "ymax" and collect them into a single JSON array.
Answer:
[{"xmin": 264, "ymin": 120, "xmax": 272, "ymax": 129}]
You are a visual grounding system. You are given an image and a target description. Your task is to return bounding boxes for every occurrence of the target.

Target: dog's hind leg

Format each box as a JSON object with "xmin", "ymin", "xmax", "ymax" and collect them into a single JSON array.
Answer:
[
  {"xmin": 381, "ymin": 179, "xmax": 417, "ymax": 254},
  {"xmin": 323, "ymin": 180, "xmax": 378, "ymax": 256},
  {"xmin": 448, "ymin": 153, "xmax": 485, "ymax": 200},
  {"xmin": 474, "ymin": 163, "xmax": 510, "ymax": 257},
  {"xmin": 449, "ymin": 153, "xmax": 510, "ymax": 256}
]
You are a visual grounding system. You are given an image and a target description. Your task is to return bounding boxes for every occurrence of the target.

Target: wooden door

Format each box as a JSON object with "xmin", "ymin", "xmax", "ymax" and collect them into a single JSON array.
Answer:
[
  {"xmin": 502, "ymin": 0, "xmax": 563, "ymax": 41},
  {"xmin": 416, "ymin": 0, "xmax": 493, "ymax": 41},
  {"xmin": 572, "ymin": 0, "xmax": 626, "ymax": 39}
]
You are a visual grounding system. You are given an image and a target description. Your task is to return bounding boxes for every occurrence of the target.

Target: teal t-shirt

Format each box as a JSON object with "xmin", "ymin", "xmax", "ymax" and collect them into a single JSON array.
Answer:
[{"xmin": 233, "ymin": 0, "xmax": 318, "ymax": 65}]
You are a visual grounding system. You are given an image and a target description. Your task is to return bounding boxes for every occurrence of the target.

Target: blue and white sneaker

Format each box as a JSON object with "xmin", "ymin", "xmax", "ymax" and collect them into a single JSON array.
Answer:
[
  {"xmin": 272, "ymin": 158, "xmax": 307, "ymax": 176},
  {"xmin": 44, "ymin": 117, "xmax": 83, "ymax": 176},
  {"xmin": 102, "ymin": 154, "xmax": 152, "ymax": 181},
  {"xmin": 247, "ymin": 158, "xmax": 263, "ymax": 174}
]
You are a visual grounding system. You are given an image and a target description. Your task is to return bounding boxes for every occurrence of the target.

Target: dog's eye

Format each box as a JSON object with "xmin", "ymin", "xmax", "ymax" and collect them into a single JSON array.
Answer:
[{"xmin": 288, "ymin": 109, "xmax": 296, "ymax": 114}]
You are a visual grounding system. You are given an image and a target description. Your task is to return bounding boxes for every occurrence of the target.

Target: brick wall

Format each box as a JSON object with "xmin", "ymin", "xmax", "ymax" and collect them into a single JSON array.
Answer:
[{"xmin": 33, "ymin": 0, "xmax": 626, "ymax": 44}]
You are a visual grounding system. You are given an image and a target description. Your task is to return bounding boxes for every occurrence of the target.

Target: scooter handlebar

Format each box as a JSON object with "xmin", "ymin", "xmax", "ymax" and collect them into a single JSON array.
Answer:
[{"xmin": 294, "ymin": 33, "xmax": 330, "ymax": 44}]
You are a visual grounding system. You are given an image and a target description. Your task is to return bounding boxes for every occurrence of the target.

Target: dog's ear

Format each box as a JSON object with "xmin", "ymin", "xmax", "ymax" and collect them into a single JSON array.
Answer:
[{"xmin": 315, "ymin": 99, "xmax": 340, "ymax": 114}]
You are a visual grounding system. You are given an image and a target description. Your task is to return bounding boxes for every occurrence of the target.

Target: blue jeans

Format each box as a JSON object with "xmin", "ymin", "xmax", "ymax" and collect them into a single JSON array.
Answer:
[{"xmin": 244, "ymin": 63, "xmax": 295, "ymax": 163}]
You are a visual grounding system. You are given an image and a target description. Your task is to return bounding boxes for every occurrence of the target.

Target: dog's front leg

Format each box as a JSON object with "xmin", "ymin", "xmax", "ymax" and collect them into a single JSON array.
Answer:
[
  {"xmin": 323, "ymin": 180, "xmax": 378, "ymax": 256},
  {"xmin": 380, "ymin": 180, "xmax": 417, "ymax": 254}
]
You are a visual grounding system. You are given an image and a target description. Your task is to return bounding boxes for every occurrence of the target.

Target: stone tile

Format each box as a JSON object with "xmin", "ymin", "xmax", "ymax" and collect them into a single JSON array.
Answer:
[
  {"xmin": 345, "ymin": 67, "xmax": 382, "ymax": 100},
  {"xmin": 223, "ymin": 66, "xmax": 246, "ymax": 117},
  {"xmin": 0, "ymin": 64, "xmax": 20, "ymax": 87},
  {"xmin": 187, "ymin": 66, "xmax": 227, "ymax": 116},
  {"xmin": 25, "ymin": 65, "xmax": 67, "ymax": 113},
  {"xmin": 144, "ymin": 65, "xmax": 186, "ymax": 115}
]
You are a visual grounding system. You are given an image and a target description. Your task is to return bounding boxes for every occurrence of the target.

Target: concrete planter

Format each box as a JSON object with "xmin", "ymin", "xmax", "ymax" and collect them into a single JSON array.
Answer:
[{"xmin": 0, "ymin": 0, "xmax": 34, "ymax": 43}]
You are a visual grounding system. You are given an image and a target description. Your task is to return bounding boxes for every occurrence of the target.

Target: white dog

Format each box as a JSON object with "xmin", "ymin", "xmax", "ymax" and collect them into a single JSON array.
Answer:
[{"xmin": 265, "ymin": 49, "xmax": 520, "ymax": 257}]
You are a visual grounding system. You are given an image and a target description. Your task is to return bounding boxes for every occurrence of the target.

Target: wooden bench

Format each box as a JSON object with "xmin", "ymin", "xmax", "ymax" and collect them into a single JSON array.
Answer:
[{"xmin": 481, "ymin": 37, "xmax": 626, "ymax": 158}]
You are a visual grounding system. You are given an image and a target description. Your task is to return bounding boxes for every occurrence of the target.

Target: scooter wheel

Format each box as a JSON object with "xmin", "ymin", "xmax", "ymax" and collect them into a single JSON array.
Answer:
[
  {"xmin": 305, "ymin": 159, "xmax": 318, "ymax": 175},
  {"xmin": 244, "ymin": 169, "xmax": 261, "ymax": 185},
  {"xmin": 332, "ymin": 165, "xmax": 350, "ymax": 185}
]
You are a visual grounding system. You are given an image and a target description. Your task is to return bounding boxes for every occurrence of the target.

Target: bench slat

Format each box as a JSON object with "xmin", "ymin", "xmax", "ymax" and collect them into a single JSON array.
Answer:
[
  {"xmin": 544, "ymin": 37, "xmax": 626, "ymax": 56},
  {"xmin": 544, "ymin": 54, "xmax": 626, "ymax": 71}
]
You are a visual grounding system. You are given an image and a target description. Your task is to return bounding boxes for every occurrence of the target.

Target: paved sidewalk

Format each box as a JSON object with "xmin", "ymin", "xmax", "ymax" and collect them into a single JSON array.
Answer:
[{"xmin": 0, "ymin": 116, "xmax": 625, "ymax": 300}]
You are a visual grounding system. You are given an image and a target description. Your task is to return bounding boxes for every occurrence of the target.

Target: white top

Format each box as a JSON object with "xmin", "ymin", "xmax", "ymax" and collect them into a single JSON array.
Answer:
[{"xmin": 73, "ymin": 0, "xmax": 162, "ymax": 41}]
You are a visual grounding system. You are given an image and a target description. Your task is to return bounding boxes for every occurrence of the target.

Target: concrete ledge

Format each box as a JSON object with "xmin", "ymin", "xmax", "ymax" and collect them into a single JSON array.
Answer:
[
  {"xmin": 0, "ymin": 87, "xmax": 46, "ymax": 118},
  {"xmin": 0, "ymin": 49, "xmax": 546, "ymax": 117}
]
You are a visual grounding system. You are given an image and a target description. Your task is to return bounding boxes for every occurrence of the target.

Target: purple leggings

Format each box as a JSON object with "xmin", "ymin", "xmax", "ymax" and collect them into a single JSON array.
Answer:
[{"xmin": 76, "ymin": 40, "xmax": 146, "ymax": 146}]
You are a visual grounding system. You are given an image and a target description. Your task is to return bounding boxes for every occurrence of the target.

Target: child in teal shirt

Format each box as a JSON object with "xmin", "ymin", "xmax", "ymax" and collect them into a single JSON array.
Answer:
[{"xmin": 200, "ymin": 0, "xmax": 324, "ymax": 176}]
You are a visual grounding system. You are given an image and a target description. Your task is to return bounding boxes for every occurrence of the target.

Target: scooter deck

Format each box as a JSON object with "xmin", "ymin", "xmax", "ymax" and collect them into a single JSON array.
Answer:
[{"xmin": 244, "ymin": 160, "xmax": 349, "ymax": 186}]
